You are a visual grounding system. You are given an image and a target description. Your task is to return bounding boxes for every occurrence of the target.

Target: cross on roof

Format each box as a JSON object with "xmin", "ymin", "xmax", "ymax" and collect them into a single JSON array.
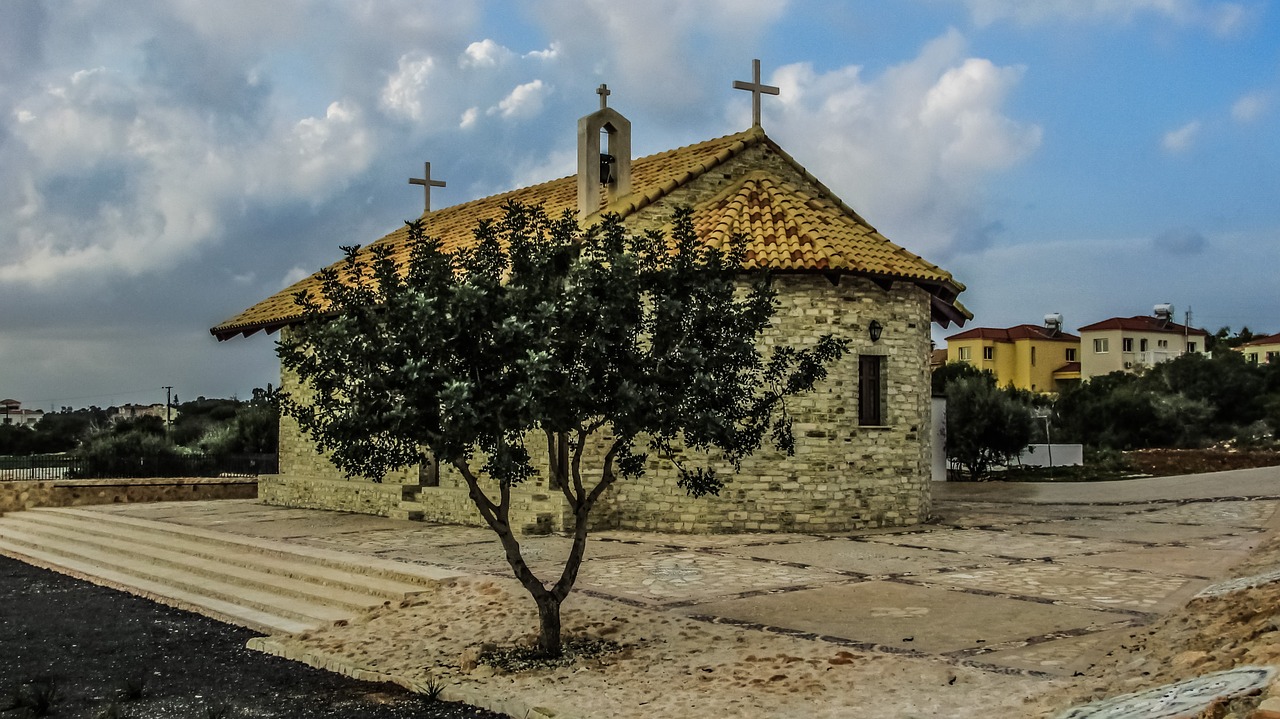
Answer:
[
  {"xmin": 732, "ymin": 58, "xmax": 780, "ymax": 127},
  {"xmin": 408, "ymin": 161, "xmax": 446, "ymax": 213},
  {"xmin": 596, "ymin": 83, "xmax": 611, "ymax": 110}
]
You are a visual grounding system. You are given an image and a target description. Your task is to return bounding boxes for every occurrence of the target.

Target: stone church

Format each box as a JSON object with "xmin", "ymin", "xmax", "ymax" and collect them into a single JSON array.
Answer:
[{"xmin": 212, "ymin": 71, "xmax": 969, "ymax": 535}]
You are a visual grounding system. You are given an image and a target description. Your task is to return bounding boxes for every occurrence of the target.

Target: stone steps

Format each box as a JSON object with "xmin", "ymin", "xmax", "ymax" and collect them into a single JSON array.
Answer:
[{"xmin": 0, "ymin": 506, "xmax": 462, "ymax": 635}]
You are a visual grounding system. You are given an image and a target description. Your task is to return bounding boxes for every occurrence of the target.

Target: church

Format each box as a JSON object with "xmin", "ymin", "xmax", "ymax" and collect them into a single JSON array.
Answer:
[{"xmin": 212, "ymin": 64, "xmax": 969, "ymax": 534}]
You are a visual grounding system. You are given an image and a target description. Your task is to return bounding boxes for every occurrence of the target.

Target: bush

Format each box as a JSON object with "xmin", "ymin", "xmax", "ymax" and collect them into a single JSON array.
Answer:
[
  {"xmin": 945, "ymin": 376, "xmax": 1034, "ymax": 481},
  {"xmin": 71, "ymin": 431, "xmax": 215, "ymax": 478}
]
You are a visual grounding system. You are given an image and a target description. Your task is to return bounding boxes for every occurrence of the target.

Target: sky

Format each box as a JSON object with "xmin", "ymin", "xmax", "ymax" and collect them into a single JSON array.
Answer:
[{"xmin": 1, "ymin": 0, "xmax": 1277, "ymax": 410}]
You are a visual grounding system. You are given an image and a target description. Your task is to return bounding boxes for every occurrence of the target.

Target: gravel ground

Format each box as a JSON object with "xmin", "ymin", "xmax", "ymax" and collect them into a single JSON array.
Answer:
[{"xmin": 0, "ymin": 555, "xmax": 506, "ymax": 719}]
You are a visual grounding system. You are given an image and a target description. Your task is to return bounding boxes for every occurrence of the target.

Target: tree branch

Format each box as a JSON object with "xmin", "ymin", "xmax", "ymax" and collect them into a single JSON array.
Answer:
[
  {"xmin": 453, "ymin": 459, "xmax": 499, "ymax": 519},
  {"xmin": 570, "ymin": 428, "xmax": 589, "ymax": 508},
  {"xmin": 552, "ymin": 436, "xmax": 625, "ymax": 601}
]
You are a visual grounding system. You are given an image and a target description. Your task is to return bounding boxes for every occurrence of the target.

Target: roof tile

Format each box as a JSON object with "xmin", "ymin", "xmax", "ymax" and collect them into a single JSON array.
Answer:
[{"xmin": 213, "ymin": 127, "xmax": 966, "ymax": 339}]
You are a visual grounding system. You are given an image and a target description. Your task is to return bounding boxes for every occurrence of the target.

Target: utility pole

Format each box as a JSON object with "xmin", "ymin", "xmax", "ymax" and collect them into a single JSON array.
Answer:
[
  {"xmin": 163, "ymin": 386, "xmax": 173, "ymax": 431},
  {"xmin": 1184, "ymin": 306, "xmax": 1192, "ymax": 354}
]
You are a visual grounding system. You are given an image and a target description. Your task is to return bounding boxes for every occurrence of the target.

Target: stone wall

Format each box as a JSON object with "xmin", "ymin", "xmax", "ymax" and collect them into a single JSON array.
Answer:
[
  {"xmin": 581, "ymin": 274, "xmax": 933, "ymax": 533},
  {"xmin": 0, "ymin": 477, "xmax": 257, "ymax": 514},
  {"xmin": 265, "ymin": 142, "xmax": 936, "ymax": 533}
]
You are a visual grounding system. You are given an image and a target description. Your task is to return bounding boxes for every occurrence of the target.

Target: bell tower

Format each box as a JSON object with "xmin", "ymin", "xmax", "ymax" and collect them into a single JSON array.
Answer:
[{"xmin": 577, "ymin": 83, "xmax": 631, "ymax": 221}]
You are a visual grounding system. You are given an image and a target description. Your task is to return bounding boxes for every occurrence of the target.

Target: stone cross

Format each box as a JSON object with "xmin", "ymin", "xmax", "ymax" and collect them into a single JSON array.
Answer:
[
  {"xmin": 408, "ymin": 161, "xmax": 446, "ymax": 213},
  {"xmin": 596, "ymin": 83, "xmax": 611, "ymax": 110},
  {"xmin": 733, "ymin": 58, "xmax": 780, "ymax": 127}
]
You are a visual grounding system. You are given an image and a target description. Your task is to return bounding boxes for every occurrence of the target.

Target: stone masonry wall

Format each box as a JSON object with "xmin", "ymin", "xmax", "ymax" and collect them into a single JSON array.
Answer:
[
  {"xmin": 265, "ymin": 142, "xmax": 935, "ymax": 533},
  {"xmin": 0, "ymin": 477, "xmax": 257, "ymax": 514},
  {"xmin": 597, "ymin": 143, "xmax": 934, "ymax": 532}
]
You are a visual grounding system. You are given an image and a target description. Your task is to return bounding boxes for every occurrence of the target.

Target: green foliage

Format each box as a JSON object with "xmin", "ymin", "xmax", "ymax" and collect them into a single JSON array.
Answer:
[
  {"xmin": 72, "ymin": 431, "xmax": 212, "ymax": 479},
  {"xmin": 944, "ymin": 376, "xmax": 1034, "ymax": 481},
  {"xmin": 191, "ymin": 392, "xmax": 278, "ymax": 455},
  {"xmin": 111, "ymin": 415, "xmax": 166, "ymax": 437},
  {"xmin": 1208, "ymin": 325, "xmax": 1259, "ymax": 351},
  {"xmin": 0, "ymin": 408, "xmax": 107, "ymax": 456},
  {"xmin": 0, "ymin": 424, "xmax": 37, "ymax": 456},
  {"xmin": 32, "ymin": 409, "xmax": 104, "ymax": 451},
  {"xmin": 930, "ymin": 361, "xmax": 996, "ymax": 396},
  {"xmin": 1055, "ymin": 351, "xmax": 1279, "ymax": 449},
  {"xmin": 171, "ymin": 396, "xmax": 242, "ymax": 446},
  {"xmin": 278, "ymin": 202, "xmax": 847, "ymax": 655}
]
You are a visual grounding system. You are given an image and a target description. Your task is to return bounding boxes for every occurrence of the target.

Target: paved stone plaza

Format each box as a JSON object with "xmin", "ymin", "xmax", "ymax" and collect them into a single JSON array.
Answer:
[{"xmin": 99, "ymin": 466, "xmax": 1280, "ymax": 680}]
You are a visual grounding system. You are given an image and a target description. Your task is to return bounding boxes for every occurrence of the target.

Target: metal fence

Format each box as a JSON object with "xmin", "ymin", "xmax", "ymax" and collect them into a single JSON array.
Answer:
[{"xmin": 0, "ymin": 453, "xmax": 278, "ymax": 481}]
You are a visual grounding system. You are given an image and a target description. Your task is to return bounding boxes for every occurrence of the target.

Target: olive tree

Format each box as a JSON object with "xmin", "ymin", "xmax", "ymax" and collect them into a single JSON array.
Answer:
[
  {"xmin": 278, "ymin": 202, "xmax": 847, "ymax": 656},
  {"xmin": 945, "ymin": 376, "xmax": 1034, "ymax": 481}
]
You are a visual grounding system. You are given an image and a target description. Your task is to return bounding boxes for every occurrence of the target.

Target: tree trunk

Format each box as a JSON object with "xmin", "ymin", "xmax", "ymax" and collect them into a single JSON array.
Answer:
[{"xmin": 535, "ymin": 592, "xmax": 563, "ymax": 657}]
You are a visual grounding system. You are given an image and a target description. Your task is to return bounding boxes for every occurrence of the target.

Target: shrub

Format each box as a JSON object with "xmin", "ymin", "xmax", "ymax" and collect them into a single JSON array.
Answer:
[
  {"xmin": 945, "ymin": 376, "xmax": 1034, "ymax": 481},
  {"xmin": 71, "ymin": 431, "xmax": 213, "ymax": 478}
]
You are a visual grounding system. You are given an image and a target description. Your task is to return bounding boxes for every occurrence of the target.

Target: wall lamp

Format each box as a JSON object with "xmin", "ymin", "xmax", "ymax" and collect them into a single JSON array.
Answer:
[{"xmin": 868, "ymin": 320, "xmax": 883, "ymax": 343}]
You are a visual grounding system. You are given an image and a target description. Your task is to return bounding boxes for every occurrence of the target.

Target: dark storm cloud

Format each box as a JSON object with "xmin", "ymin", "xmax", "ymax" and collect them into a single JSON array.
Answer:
[
  {"xmin": 0, "ymin": 1, "xmax": 47, "ymax": 82},
  {"xmin": 1152, "ymin": 227, "xmax": 1208, "ymax": 255}
]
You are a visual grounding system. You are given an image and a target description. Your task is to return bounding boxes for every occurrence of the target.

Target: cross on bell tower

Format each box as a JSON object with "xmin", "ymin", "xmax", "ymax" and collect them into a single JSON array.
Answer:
[
  {"xmin": 408, "ymin": 161, "xmax": 446, "ymax": 213},
  {"xmin": 577, "ymin": 84, "xmax": 631, "ymax": 221},
  {"xmin": 733, "ymin": 58, "xmax": 780, "ymax": 127}
]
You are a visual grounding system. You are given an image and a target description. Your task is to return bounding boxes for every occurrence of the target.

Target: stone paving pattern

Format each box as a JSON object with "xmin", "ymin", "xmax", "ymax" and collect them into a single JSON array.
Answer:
[{"xmin": 104, "ymin": 471, "xmax": 1280, "ymax": 680}]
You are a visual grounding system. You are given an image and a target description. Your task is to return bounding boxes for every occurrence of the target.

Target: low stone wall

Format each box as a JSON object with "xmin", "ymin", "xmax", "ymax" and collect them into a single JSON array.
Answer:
[
  {"xmin": 259, "ymin": 474, "xmax": 403, "ymax": 517},
  {"xmin": 0, "ymin": 477, "xmax": 258, "ymax": 514}
]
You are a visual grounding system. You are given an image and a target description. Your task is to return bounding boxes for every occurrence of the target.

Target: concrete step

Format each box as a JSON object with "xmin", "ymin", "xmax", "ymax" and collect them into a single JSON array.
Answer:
[
  {"xmin": 4, "ymin": 510, "xmax": 422, "ymax": 604},
  {"xmin": 30, "ymin": 507, "xmax": 459, "ymax": 591},
  {"xmin": 0, "ymin": 523, "xmax": 353, "ymax": 626},
  {"xmin": 0, "ymin": 506, "xmax": 465, "ymax": 636},
  {"xmin": 0, "ymin": 515, "xmax": 385, "ymax": 613},
  {"xmin": 0, "ymin": 537, "xmax": 314, "ymax": 635}
]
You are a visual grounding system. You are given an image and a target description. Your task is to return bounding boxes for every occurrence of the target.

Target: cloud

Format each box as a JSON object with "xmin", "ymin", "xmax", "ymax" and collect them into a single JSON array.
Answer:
[
  {"xmin": 765, "ymin": 30, "xmax": 1041, "ymax": 257},
  {"xmin": 279, "ymin": 266, "xmax": 312, "ymax": 288},
  {"xmin": 525, "ymin": 42, "xmax": 561, "ymax": 61},
  {"xmin": 488, "ymin": 79, "xmax": 549, "ymax": 120},
  {"xmin": 1152, "ymin": 226, "xmax": 1208, "ymax": 255},
  {"xmin": 955, "ymin": 0, "xmax": 1257, "ymax": 35},
  {"xmin": 532, "ymin": 0, "xmax": 787, "ymax": 113},
  {"xmin": 1162, "ymin": 121, "xmax": 1200, "ymax": 153},
  {"xmin": 1, "ymin": 63, "xmax": 374, "ymax": 284},
  {"xmin": 941, "ymin": 226, "xmax": 1276, "ymax": 338},
  {"xmin": 270, "ymin": 101, "xmax": 374, "ymax": 198},
  {"xmin": 380, "ymin": 53, "xmax": 435, "ymax": 121},
  {"xmin": 1232, "ymin": 92, "xmax": 1268, "ymax": 123},
  {"xmin": 461, "ymin": 39, "xmax": 515, "ymax": 69},
  {"xmin": 1205, "ymin": 2, "xmax": 1254, "ymax": 36}
]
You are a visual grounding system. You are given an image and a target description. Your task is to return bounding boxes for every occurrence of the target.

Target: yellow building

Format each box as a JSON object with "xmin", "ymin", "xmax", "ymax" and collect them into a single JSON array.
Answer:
[
  {"xmin": 1241, "ymin": 332, "xmax": 1280, "ymax": 364},
  {"xmin": 945, "ymin": 321, "xmax": 1081, "ymax": 393},
  {"xmin": 1077, "ymin": 309, "xmax": 1208, "ymax": 379}
]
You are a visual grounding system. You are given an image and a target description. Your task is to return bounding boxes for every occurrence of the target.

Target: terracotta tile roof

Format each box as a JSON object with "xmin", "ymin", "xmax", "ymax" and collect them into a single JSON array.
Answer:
[
  {"xmin": 1240, "ymin": 332, "xmax": 1280, "ymax": 347},
  {"xmin": 212, "ymin": 127, "xmax": 967, "ymax": 340},
  {"xmin": 946, "ymin": 324, "xmax": 1080, "ymax": 343},
  {"xmin": 1076, "ymin": 316, "xmax": 1209, "ymax": 336},
  {"xmin": 1053, "ymin": 361, "xmax": 1082, "ymax": 375}
]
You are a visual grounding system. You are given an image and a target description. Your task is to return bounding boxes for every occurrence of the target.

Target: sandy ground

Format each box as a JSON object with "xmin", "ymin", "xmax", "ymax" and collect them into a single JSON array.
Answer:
[
  {"xmin": 1034, "ymin": 532, "xmax": 1280, "ymax": 717},
  {"xmin": 257, "ymin": 532, "xmax": 1280, "ymax": 719},
  {"xmin": 267, "ymin": 577, "xmax": 1064, "ymax": 719}
]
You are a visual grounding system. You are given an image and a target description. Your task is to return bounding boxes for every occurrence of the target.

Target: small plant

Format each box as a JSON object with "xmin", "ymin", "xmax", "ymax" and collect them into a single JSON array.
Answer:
[
  {"xmin": 9, "ymin": 676, "xmax": 60, "ymax": 717},
  {"xmin": 116, "ymin": 673, "xmax": 148, "ymax": 701},
  {"xmin": 420, "ymin": 676, "xmax": 445, "ymax": 703}
]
